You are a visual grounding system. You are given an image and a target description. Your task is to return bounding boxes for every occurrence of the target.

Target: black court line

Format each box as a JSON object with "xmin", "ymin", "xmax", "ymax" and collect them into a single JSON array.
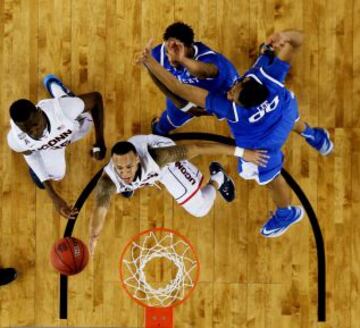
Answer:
[
  {"xmin": 59, "ymin": 132, "xmax": 326, "ymax": 322},
  {"xmin": 59, "ymin": 167, "xmax": 104, "ymax": 319}
]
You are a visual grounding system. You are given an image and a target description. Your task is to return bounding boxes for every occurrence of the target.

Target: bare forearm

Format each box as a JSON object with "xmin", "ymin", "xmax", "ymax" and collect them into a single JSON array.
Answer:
[
  {"xmin": 148, "ymin": 71, "xmax": 187, "ymax": 108},
  {"xmin": 89, "ymin": 175, "xmax": 115, "ymax": 237},
  {"xmin": 189, "ymin": 143, "xmax": 235, "ymax": 159},
  {"xmin": 144, "ymin": 56, "xmax": 208, "ymax": 108},
  {"xmin": 180, "ymin": 57, "xmax": 218, "ymax": 78},
  {"xmin": 152, "ymin": 143, "xmax": 236, "ymax": 167},
  {"xmin": 89, "ymin": 206, "xmax": 108, "ymax": 238},
  {"xmin": 144, "ymin": 56, "xmax": 207, "ymax": 107},
  {"xmin": 43, "ymin": 180, "xmax": 61, "ymax": 202},
  {"xmin": 90, "ymin": 93, "xmax": 105, "ymax": 144}
]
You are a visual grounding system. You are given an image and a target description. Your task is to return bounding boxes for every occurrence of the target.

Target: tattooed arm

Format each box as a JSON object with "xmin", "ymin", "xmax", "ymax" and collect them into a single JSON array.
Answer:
[
  {"xmin": 150, "ymin": 142, "xmax": 270, "ymax": 168},
  {"xmin": 89, "ymin": 173, "xmax": 116, "ymax": 256}
]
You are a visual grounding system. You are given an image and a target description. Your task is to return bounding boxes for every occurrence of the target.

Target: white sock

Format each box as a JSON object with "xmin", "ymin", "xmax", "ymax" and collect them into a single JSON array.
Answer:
[
  {"xmin": 210, "ymin": 171, "xmax": 224, "ymax": 189},
  {"xmin": 50, "ymin": 83, "xmax": 67, "ymax": 98}
]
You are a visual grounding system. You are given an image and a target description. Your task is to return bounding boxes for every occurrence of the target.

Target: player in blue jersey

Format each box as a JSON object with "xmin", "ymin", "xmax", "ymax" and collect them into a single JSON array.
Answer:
[
  {"xmin": 138, "ymin": 29, "xmax": 333, "ymax": 238},
  {"xmin": 150, "ymin": 22, "xmax": 240, "ymax": 135}
]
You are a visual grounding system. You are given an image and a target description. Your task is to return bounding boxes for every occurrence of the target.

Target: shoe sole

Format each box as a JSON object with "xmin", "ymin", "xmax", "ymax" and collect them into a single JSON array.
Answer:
[
  {"xmin": 260, "ymin": 206, "xmax": 305, "ymax": 238},
  {"xmin": 320, "ymin": 129, "xmax": 334, "ymax": 156}
]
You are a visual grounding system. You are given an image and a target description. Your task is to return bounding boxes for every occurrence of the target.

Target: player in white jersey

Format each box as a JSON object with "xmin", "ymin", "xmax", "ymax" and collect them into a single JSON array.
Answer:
[
  {"xmin": 88, "ymin": 134, "xmax": 269, "ymax": 255},
  {"xmin": 7, "ymin": 75, "xmax": 106, "ymax": 218}
]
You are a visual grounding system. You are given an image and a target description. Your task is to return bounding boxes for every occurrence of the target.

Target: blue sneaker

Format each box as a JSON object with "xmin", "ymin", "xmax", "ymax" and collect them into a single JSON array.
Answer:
[
  {"xmin": 151, "ymin": 117, "xmax": 168, "ymax": 136},
  {"xmin": 260, "ymin": 206, "xmax": 304, "ymax": 238},
  {"xmin": 302, "ymin": 128, "xmax": 333, "ymax": 156},
  {"xmin": 43, "ymin": 74, "xmax": 75, "ymax": 98},
  {"xmin": 29, "ymin": 168, "xmax": 45, "ymax": 189}
]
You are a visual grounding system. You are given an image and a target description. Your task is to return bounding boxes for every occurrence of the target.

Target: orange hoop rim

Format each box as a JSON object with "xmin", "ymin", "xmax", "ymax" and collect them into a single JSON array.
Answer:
[{"xmin": 119, "ymin": 227, "xmax": 200, "ymax": 309}]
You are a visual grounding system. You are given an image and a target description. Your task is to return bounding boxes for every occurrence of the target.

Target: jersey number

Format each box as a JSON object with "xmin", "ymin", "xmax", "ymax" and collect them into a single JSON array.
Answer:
[{"xmin": 248, "ymin": 96, "xmax": 279, "ymax": 123}]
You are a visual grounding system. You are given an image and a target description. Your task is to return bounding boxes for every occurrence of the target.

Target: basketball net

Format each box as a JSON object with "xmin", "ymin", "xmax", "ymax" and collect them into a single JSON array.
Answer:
[{"xmin": 120, "ymin": 228, "xmax": 200, "ymax": 328}]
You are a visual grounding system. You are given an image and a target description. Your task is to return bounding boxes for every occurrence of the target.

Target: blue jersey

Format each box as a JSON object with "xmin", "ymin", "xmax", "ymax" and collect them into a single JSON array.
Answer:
[
  {"xmin": 152, "ymin": 42, "xmax": 239, "ymax": 94},
  {"xmin": 205, "ymin": 56, "xmax": 298, "ymax": 151}
]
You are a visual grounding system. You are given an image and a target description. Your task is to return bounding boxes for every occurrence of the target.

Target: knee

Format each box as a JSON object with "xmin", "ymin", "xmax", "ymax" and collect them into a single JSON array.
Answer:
[{"xmin": 183, "ymin": 204, "xmax": 211, "ymax": 218}]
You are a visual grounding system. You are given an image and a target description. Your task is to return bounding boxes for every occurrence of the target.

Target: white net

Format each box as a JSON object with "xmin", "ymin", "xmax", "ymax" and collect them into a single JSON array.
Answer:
[{"xmin": 121, "ymin": 230, "xmax": 199, "ymax": 307}]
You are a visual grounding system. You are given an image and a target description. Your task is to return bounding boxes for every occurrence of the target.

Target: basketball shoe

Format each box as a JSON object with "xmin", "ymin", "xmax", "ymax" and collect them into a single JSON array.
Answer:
[
  {"xmin": 301, "ymin": 126, "xmax": 334, "ymax": 156},
  {"xmin": 209, "ymin": 162, "xmax": 235, "ymax": 202},
  {"xmin": 43, "ymin": 74, "xmax": 75, "ymax": 98},
  {"xmin": 260, "ymin": 206, "xmax": 304, "ymax": 238}
]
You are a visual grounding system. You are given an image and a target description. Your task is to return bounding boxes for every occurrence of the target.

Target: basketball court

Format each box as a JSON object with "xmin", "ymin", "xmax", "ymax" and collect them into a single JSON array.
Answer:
[{"xmin": 0, "ymin": 0, "xmax": 359, "ymax": 327}]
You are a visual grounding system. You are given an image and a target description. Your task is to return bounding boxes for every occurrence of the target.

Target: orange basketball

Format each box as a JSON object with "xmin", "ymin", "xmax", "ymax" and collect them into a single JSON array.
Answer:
[{"xmin": 50, "ymin": 237, "xmax": 89, "ymax": 276}]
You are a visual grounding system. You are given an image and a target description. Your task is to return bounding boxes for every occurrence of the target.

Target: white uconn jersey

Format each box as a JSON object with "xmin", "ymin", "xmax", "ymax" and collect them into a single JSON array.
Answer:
[
  {"xmin": 104, "ymin": 135, "xmax": 203, "ymax": 205},
  {"xmin": 8, "ymin": 97, "xmax": 92, "ymax": 153}
]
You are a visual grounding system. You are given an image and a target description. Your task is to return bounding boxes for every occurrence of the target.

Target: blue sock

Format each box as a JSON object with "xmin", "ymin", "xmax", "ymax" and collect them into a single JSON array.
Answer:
[
  {"xmin": 276, "ymin": 207, "xmax": 292, "ymax": 218},
  {"xmin": 300, "ymin": 123, "xmax": 315, "ymax": 139}
]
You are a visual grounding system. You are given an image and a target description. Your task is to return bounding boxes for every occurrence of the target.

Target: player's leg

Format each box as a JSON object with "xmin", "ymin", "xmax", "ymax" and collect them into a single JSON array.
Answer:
[
  {"xmin": 237, "ymin": 149, "xmax": 304, "ymax": 237},
  {"xmin": 292, "ymin": 119, "xmax": 334, "ymax": 156},
  {"xmin": 151, "ymin": 98, "xmax": 193, "ymax": 135},
  {"xmin": 160, "ymin": 160, "xmax": 235, "ymax": 218},
  {"xmin": 43, "ymin": 74, "xmax": 75, "ymax": 98},
  {"xmin": 260, "ymin": 174, "xmax": 304, "ymax": 238},
  {"xmin": 182, "ymin": 161, "xmax": 237, "ymax": 217},
  {"xmin": 181, "ymin": 184, "xmax": 217, "ymax": 217},
  {"xmin": 0, "ymin": 267, "xmax": 17, "ymax": 286}
]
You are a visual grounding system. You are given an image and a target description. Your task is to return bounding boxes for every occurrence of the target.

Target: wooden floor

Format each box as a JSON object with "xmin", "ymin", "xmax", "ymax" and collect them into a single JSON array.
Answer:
[{"xmin": 0, "ymin": 0, "xmax": 359, "ymax": 327}]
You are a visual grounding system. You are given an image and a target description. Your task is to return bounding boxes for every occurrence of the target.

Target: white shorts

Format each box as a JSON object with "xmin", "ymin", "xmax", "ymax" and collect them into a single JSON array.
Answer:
[
  {"xmin": 24, "ymin": 148, "xmax": 66, "ymax": 181},
  {"xmin": 160, "ymin": 160, "xmax": 203, "ymax": 205},
  {"xmin": 159, "ymin": 161, "xmax": 216, "ymax": 218}
]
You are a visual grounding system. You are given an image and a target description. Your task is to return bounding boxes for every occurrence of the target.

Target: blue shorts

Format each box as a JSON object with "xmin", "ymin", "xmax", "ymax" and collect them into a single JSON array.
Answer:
[
  {"xmin": 237, "ymin": 97, "xmax": 299, "ymax": 185},
  {"xmin": 238, "ymin": 150, "xmax": 284, "ymax": 185},
  {"xmin": 164, "ymin": 98, "xmax": 193, "ymax": 127}
]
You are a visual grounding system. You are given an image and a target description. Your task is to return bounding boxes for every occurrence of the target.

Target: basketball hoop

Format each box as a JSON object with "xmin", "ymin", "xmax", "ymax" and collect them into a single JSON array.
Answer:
[{"xmin": 120, "ymin": 227, "xmax": 200, "ymax": 328}]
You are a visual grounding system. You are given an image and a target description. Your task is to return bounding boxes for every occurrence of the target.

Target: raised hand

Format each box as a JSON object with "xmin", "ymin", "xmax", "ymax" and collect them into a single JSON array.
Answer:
[
  {"xmin": 136, "ymin": 38, "xmax": 154, "ymax": 64},
  {"xmin": 53, "ymin": 197, "xmax": 79, "ymax": 219},
  {"xmin": 265, "ymin": 32, "xmax": 290, "ymax": 49},
  {"xmin": 166, "ymin": 40, "xmax": 186, "ymax": 65}
]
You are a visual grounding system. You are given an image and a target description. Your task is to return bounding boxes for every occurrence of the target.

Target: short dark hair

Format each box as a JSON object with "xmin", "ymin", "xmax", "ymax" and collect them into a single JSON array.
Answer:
[
  {"xmin": 111, "ymin": 141, "xmax": 137, "ymax": 156},
  {"xmin": 9, "ymin": 99, "xmax": 37, "ymax": 123},
  {"xmin": 238, "ymin": 78, "xmax": 269, "ymax": 108},
  {"xmin": 163, "ymin": 22, "xmax": 194, "ymax": 47}
]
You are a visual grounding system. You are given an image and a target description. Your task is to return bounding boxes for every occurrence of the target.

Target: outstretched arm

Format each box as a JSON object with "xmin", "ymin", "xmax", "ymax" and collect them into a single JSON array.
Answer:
[
  {"xmin": 89, "ymin": 174, "xmax": 116, "ymax": 256},
  {"xmin": 138, "ymin": 40, "xmax": 208, "ymax": 108},
  {"xmin": 22, "ymin": 151, "xmax": 78, "ymax": 219},
  {"xmin": 147, "ymin": 70, "xmax": 188, "ymax": 109},
  {"xmin": 151, "ymin": 143, "xmax": 269, "ymax": 168},
  {"xmin": 79, "ymin": 92, "xmax": 106, "ymax": 159}
]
